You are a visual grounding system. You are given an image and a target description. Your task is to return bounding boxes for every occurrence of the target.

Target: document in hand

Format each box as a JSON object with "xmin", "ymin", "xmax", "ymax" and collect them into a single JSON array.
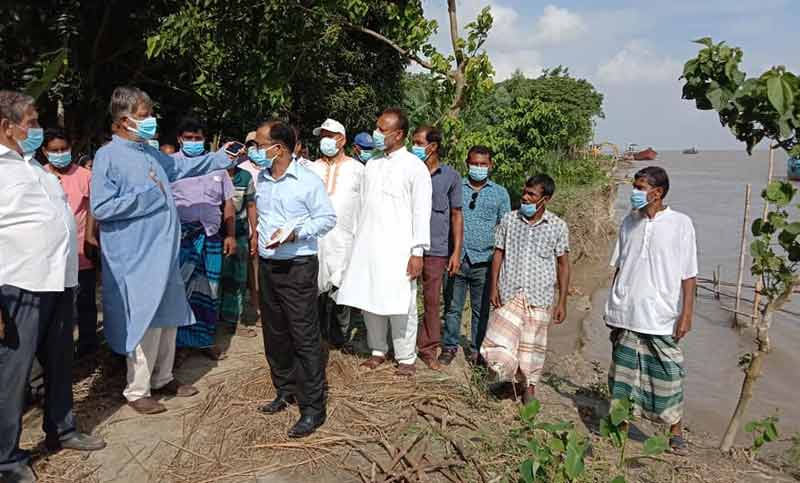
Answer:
[{"xmin": 268, "ymin": 218, "xmax": 302, "ymax": 247}]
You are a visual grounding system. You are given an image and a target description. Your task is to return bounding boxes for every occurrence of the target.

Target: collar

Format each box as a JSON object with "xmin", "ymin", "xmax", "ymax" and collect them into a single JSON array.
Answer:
[
  {"xmin": 112, "ymin": 134, "xmax": 147, "ymax": 150},
  {"xmin": 0, "ymin": 143, "xmax": 22, "ymax": 160},
  {"xmin": 463, "ymin": 177, "xmax": 494, "ymax": 189},
  {"xmin": 518, "ymin": 209, "xmax": 552, "ymax": 226},
  {"xmin": 264, "ymin": 159, "xmax": 301, "ymax": 182},
  {"xmin": 637, "ymin": 206, "xmax": 672, "ymax": 221}
]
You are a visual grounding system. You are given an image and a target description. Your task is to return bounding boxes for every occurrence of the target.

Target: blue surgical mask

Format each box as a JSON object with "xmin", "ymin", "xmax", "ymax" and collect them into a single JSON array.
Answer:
[
  {"xmin": 320, "ymin": 137, "xmax": 339, "ymax": 157},
  {"xmin": 520, "ymin": 203, "xmax": 537, "ymax": 218},
  {"xmin": 372, "ymin": 129, "xmax": 386, "ymax": 151},
  {"xmin": 16, "ymin": 126, "xmax": 43, "ymax": 155},
  {"xmin": 46, "ymin": 151, "xmax": 72, "ymax": 168},
  {"xmin": 147, "ymin": 139, "xmax": 160, "ymax": 150},
  {"xmin": 181, "ymin": 140, "xmax": 205, "ymax": 157},
  {"xmin": 126, "ymin": 116, "xmax": 158, "ymax": 141},
  {"xmin": 468, "ymin": 165, "xmax": 489, "ymax": 182},
  {"xmin": 411, "ymin": 145, "xmax": 428, "ymax": 161},
  {"xmin": 248, "ymin": 146, "xmax": 271, "ymax": 168},
  {"xmin": 359, "ymin": 149, "xmax": 374, "ymax": 162},
  {"xmin": 630, "ymin": 188, "xmax": 649, "ymax": 210}
]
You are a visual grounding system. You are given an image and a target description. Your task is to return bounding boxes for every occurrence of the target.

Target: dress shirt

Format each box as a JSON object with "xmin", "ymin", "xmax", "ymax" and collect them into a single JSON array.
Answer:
[
  {"xmin": 0, "ymin": 145, "xmax": 78, "ymax": 291},
  {"xmin": 256, "ymin": 160, "xmax": 337, "ymax": 260},
  {"xmin": 461, "ymin": 178, "xmax": 511, "ymax": 264}
]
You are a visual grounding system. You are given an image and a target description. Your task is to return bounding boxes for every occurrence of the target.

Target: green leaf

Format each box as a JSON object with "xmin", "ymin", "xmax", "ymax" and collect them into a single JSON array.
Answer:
[
  {"xmin": 610, "ymin": 476, "xmax": 626, "ymax": 483},
  {"xmin": 693, "ymin": 37, "xmax": 713, "ymax": 47},
  {"xmin": 609, "ymin": 399, "xmax": 631, "ymax": 426},
  {"xmin": 707, "ymin": 88, "xmax": 726, "ymax": 111},
  {"xmin": 767, "ymin": 75, "xmax": 786, "ymax": 114},
  {"xmin": 536, "ymin": 421, "xmax": 574, "ymax": 433},
  {"xmin": 24, "ymin": 48, "xmax": 68, "ymax": 101},
  {"xmin": 765, "ymin": 422, "xmax": 779, "ymax": 442},
  {"xmin": 643, "ymin": 435, "xmax": 669, "ymax": 456},
  {"xmin": 752, "ymin": 219, "xmax": 765, "ymax": 236},
  {"xmin": 754, "ymin": 435, "xmax": 765, "ymax": 449},
  {"xmin": 520, "ymin": 459, "xmax": 535, "ymax": 483},
  {"xmin": 599, "ymin": 418, "xmax": 612, "ymax": 437},
  {"xmin": 564, "ymin": 445, "xmax": 585, "ymax": 479},
  {"xmin": 549, "ymin": 437, "xmax": 565, "ymax": 454},
  {"xmin": 785, "ymin": 222, "xmax": 800, "ymax": 236},
  {"xmin": 744, "ymin": 421, "xmax": 758, "ymax": 433},
  {"xmin": 520, "ymin": 399, "xmax": 541, "ymax": 423}
]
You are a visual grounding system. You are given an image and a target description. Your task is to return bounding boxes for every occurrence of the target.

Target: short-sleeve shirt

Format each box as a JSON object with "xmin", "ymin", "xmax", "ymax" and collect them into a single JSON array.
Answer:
[
  {"xmin": 495, "ymin": 210, "xmax": 569, "ymax": 307},
  {"xmin": 461, "ymin": 179, "xmax": 511, "ymax": 264},
  {"xmin": 604, "ymin": 207, "xmax": 698, "ymax": 335},
  {"xmin": 426, "ymin": 164, "xmax": 463, "ymax": 257},
  {"xmin": 46, "ymin": 164, "xmax": 94, "ymax": 270},
  {"xmin": 171, "ymin": 170, "xmax": 235, "ymax": 236},
  {"xmin": 230, "ymin": 168, "xmax": 256, "ymax": 237}
]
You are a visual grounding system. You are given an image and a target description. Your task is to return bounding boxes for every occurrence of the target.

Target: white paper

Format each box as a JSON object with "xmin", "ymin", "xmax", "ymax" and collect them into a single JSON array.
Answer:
[{"xmin": 268, "ymin": 218, "xmax": 301, "ymax": 247}]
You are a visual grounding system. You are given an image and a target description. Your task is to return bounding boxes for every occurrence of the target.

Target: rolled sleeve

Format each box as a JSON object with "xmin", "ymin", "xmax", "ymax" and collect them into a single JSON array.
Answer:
[{"xmin": 296, "ymin": 177, "xmax": 337, "ymax": 241}]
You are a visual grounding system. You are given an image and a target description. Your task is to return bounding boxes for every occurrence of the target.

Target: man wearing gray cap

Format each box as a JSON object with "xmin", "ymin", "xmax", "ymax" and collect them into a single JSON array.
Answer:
[{"xmin": 309, "ymin": 119, "xmax": 363, "ymax": 349}]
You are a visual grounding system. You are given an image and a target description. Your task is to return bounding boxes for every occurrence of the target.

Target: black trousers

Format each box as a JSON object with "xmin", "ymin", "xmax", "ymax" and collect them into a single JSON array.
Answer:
[
  {"xmin": 259, "ymin": 257, "xmax": 326, "ymax": 416},
  {"xmin": 318, "ymin": 287, "xmax": 351, "ymax": 347},
  {"xmin": 76, "ymin": 269, "xmax": 98, "ymax": 352},
  {"xmin": 0, "ymin": 285, "xmax": 76, "ymax": 471}
]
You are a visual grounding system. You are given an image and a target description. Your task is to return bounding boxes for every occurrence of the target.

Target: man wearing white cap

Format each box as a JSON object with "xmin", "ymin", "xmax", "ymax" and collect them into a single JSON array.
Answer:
[{"xmin": 308, "ymin": 119, "xmax": 363, "ymax": 349}]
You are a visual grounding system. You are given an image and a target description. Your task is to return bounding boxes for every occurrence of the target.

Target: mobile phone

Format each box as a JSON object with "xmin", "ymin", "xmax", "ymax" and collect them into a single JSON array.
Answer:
[{"xmin": 224, "ymin": 141, "xmax": 245, "ymax": 156}]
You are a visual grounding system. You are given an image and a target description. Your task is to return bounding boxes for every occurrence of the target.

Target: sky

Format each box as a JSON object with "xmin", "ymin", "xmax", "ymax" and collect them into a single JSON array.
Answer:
[{"xmin": 420, "ymin": 0, "xmax": 798, "ymax": 150}]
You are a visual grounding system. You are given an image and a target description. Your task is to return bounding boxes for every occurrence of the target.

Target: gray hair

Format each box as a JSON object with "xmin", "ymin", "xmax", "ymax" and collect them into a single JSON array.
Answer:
[
  {"xmin": 109, "ymin": 86, "xmax": 153, "ymax": 124},
  {"xmin": 0, "ymin": 90, "xmax": 35, "ymax": 124}
]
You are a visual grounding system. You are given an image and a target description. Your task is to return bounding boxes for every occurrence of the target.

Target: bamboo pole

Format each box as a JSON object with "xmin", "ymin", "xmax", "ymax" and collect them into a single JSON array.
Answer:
[
  {"xmin": 751, "ymin": 146, "xmax": 775, "ymax": 321},
  {"xmin": 733, "ymin": 184, "xmax": 752, "ymax": 327}
]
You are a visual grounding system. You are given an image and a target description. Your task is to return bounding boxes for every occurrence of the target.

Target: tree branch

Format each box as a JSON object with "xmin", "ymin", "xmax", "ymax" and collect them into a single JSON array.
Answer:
[
  {"xmin": 447, "ymin": 0, "xmax": 463, "ymax": 65},
  {"xmin": 343, "ymin": 22, "xmax": 435, "ymax": 71}
]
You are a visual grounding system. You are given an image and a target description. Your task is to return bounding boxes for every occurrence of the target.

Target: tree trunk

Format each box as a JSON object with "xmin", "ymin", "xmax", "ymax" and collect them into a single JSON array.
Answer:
[{"xmin": 719, "ymin": 311, "xmax": 772, "ymax": 452}]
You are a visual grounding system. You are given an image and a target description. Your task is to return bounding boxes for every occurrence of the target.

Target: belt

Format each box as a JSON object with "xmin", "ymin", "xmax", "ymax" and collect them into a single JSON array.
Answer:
[{"xmin": 260, "ymin": 255, "xmax": 315, "ymax": 266}]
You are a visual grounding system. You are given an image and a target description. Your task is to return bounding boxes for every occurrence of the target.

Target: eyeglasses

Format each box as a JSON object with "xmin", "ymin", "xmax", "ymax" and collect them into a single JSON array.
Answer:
[{"xmin": 469, "ymin": 191, "xmax": 479, "ymax": 210}]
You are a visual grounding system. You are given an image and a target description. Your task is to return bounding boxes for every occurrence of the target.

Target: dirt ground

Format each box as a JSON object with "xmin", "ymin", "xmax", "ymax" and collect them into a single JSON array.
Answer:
[{"xmin": 19, "ymin": 177, "xmax": 799, "ymax": 483}]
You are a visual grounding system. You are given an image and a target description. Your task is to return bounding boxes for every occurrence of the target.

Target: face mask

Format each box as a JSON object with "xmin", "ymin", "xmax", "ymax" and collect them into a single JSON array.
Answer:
[
  {"xmin": 372, "ymin": 129, "xmax": 386, "ymax": 151},
  {"xmin": 181, "ymin": 140, "xmax": 205, "ymax": 157},
  {"xmin": 320, "ymin": 137, "xmax": 339, "ymax": 157},
  {"xmin": 468, "ymin": 165, "xmax": 489, "ymax": 182},
  {"xmin": 249, "ymin": 145, "xmax": 279, "ymax": 168},
  {"xmin": 16, "ymin": 126, "xmax": 43, "ymax": 155},
  {"xmin": 147, "ymin": 139, "xmax": 160, "ymax": 150},
  {"xmin": 359, "ymin": 149, "xmax": 374, "ymax": 162},
  {"xmin": 46, "ymin": 151, "xmax": 72, "ymax": 168},
  {"xmin": 630, "ymin": 188, "xmax": 649, "ymax": 210},
  {"xmin": 126, "ymin": 116, "xmax": 158, "ymax": 141},
  {"xmin": 411, "ymin": 145, "xmax": 428, "ymax": 161},
  {"xmin": 520, "ymin": 203, "xmax": 537, "ymax": 218}
]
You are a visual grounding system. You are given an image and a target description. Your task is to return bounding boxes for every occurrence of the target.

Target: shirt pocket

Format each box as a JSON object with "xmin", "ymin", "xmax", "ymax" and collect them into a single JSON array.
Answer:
[
  {"xmin": 204, "ymin": 176, "xmax": 224, "ymax": 203},
  {"xmin": 432, "ymin": 192, "xmax": 448, "ymax": 213}
]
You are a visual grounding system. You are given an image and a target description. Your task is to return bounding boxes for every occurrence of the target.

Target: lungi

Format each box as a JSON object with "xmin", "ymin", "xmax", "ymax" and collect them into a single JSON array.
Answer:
[
  {"xmin": 480, "ymin": 294, "xmax": 550, "ymax": 386},
  {"xmin": 219, "ymin": 235, "xmax": 250, "ymax": 327},
  {"xmin": 608, "ymin": 328, "xmax": 685, "ymax": 425},
  {"xmin": 176, "ymin": 222, "xmax": 222, "ymax": 348}
]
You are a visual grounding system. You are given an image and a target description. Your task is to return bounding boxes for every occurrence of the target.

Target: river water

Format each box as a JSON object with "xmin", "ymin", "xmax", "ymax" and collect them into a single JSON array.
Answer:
[{"xmin": 583, "ymin": 150, "xmax": 800, "ymax": 440}]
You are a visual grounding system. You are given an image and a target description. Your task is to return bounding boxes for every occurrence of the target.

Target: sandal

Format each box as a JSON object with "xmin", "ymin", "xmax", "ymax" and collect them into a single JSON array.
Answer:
[
  {"xmin": 669, "ymin": 435, "xmax": 689, "ymax": 456},
  {"xmin": 360, "ymin": 355, "xmax": 386, "ymax": 370}
]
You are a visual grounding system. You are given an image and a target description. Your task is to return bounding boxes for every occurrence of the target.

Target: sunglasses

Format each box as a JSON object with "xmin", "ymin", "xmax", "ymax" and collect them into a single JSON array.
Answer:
[{"xmin": 469, "ymin": 191, "xmax": 479, "ymax": 210}]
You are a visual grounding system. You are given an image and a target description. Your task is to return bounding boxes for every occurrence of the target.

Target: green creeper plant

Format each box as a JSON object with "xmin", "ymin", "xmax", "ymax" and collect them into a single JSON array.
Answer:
[
  {"xmin": 518, "ymin": 400, "xmax": 590, "ymax": 483},
  {"xmin": 681, "ymin": 37, "xmax": 800, "ymax": 452}
]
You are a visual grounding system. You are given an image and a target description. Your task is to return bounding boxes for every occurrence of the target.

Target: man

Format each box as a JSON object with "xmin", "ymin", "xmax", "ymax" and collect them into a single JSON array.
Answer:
[
  {"xmin": 338, "ymin": 108, "xmax": 432, "ymax": 377},
  {"xmin": 41, "ymin": 129, "xmax": 100, "ymax": 359},
  {"xmin": 0, "ymin": 91, "xmax": 105, "ymax": 483},
  {"xmin": 253, "ymin": 120, "xmax": 336, "ymax": 438},
  {"xmin": 412, "ymin": 126, "xmax": 463, "ymax": 370},
  {"xmin": 604, "ymin": 166, "xmax": 696, "ymax": 455},
  {"xmin": 352, "ymin": 131, "xmax": 375, "ymax": 163},
  {"xmin": 91, "ymin": 87, "xmax": 239, "ymax": 415},
  {"xmin": 291, "ymin": 126, "xmax": 313, "ymax": 168},
  {"xmin": 170, "ymin": 117, "xmax": 237, "ymax": 361},
  {"xmin": 440, "ymin": 145, "xmax": 510, "ymax": 366},
  {"xmin": 482, "ymin": 175, "xmax": 570, "ymax": 405},
  {"xmin": 160, "ymin": 143, "xmax": 177, "ymax": 155},
  {"xmin": 309, "ymin": 119, "xmax": 363, "ymax": 349}
]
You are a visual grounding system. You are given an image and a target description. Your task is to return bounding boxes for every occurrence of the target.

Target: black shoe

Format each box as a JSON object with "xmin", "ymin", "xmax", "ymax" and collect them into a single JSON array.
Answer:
[
  {"xmin": 258, "ymin": 395, "xmax": 296, "ymax": 414},
  {"xmin": 287, "ymin": 413, "xmax": 326, "ymax": 438},
  {"xmin": 1, "ymin": 465, "xmax": 36, "ymax": 483},
  {"xmin": 45, "ymin": 431, "xmax": 106, "ymax": 452},
  {"xmin": 438, "ymin": 348, "xmax": 457, "ymax": 366}
]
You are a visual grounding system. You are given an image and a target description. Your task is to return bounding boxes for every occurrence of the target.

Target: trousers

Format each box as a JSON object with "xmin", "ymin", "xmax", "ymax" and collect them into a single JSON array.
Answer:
[
  {"xmin": 0, "ymin": 285, "xmax": 76, "ymax": 471},
  {"xmin": 442, "ymin": 258, "xmax": 491, "ymax": 353},
  {"xmin": 123, "ymin": 327, "xmax": 177, "ymax": 402},
  {"xmin": 260, "ymin": 257, "xmax": 326, "ymax": 416},
  {"xmin": 417, "ymin": 256, "xmax": 448, "ymax": 359},
  {"xmin": 364, "ymin": 282, "xmax": 419, "ymax": 365}
]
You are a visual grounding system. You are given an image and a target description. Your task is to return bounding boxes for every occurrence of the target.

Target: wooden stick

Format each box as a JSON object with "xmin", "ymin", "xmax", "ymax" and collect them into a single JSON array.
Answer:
[
  {"xmin": 752, "ymin": 145, "xmax": 775, "ymax": 322},
  {"xmin": 734, "ymin": 184, "xmax": 752, "ymax": 327}
]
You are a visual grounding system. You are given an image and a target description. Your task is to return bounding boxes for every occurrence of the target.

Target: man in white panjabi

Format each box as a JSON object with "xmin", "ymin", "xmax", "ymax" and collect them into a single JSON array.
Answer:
[
  {"xmin": 308, "ymin": 118, "xmax": 363, "ymax": 349},
  {"xmin": 338, "ymin": 107, "xmax": 432, "ymax": 377}
]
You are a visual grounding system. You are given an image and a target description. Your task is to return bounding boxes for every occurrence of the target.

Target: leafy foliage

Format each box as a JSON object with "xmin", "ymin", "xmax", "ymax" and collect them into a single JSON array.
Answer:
[
  {"xmin": 744, "ymin": 415, "xmax": 779, "ymax": 453},
  {"xmin": 600, "ymin": 398, "xmax": 669, "ymax": 478}
]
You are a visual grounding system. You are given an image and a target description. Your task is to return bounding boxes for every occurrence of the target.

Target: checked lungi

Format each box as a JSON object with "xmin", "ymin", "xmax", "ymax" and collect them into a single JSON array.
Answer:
[
  {"xmin": 608, "ymin": 328, "xmax": 685, "ymax": 425},
  {"xmin": 219, "ymin": 235, "xmax": 250, "ymax": 327},
  {"xmin": 480, "ymin": 294, "xmax": 550, "ymax": 386},
  {"xmin": 176, "ymin": 222, "xmax": 223, "ymax": 349}
]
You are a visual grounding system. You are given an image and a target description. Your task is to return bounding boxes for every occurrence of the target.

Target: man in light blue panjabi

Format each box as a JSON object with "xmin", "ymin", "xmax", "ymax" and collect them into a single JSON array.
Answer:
[{"xmin": 91, "ymin": 86, "xmax": 239, "ymax": 415}]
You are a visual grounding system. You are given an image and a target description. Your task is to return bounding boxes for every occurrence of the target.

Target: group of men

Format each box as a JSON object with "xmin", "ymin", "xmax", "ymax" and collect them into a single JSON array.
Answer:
[{"xmin": 0, "ymin": 82, "xmax": 698, "ymax": 481}]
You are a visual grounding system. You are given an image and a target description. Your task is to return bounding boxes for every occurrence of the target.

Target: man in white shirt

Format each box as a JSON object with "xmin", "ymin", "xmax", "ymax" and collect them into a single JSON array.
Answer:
[
  {"xmin": 338, "ymin": 108, "xmax": 432, "ymax": 377},
  {"xmin": 309, "ymin": 119, "xmax": 363, "ymax": 350},
  {"xmin": 604, "ymin": 166, "xmax": 697, "ymax": 456},
  {"xmin": 0, "ymin": 91, "xmax": 105, "ymax": 483}
]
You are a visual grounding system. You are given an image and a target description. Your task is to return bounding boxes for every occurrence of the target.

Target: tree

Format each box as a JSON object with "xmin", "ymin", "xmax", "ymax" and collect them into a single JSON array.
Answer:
[{"xmin": 681, "ymin": 37, "xmax": 800, "ymax": 452}]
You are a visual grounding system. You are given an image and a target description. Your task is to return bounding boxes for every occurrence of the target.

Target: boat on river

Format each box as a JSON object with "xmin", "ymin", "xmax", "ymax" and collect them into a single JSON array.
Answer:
[
  {"xmin": 789, "ymin": 157, "xmax": 800, "ymax": 181},
  {"xmin": 682, "ymin": 147, "xmax": 699, "ymax": 155},
  {"xmin": 622, "ymin": 144, "xmax": 658, "ymax": 161}
]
